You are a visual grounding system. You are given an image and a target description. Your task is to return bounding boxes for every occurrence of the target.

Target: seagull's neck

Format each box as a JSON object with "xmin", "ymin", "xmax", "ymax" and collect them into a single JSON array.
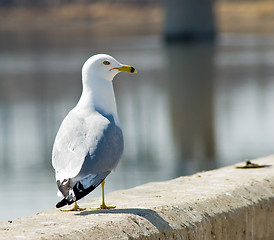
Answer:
[{"xmin": 76, "ymin": 75, "xmax": 119, "ymax": 123}]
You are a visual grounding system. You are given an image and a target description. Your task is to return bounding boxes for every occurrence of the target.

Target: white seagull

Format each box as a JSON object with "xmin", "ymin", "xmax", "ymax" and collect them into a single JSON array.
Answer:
[{"xmin": 52, "ymin": 54, "xmax": 137, "ymax": 211}]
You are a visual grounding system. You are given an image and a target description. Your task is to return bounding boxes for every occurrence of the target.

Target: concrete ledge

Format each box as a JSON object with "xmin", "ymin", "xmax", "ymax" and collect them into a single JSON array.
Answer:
[{"xmin": 1, "ymin": 155, "xmax": 274, "ymax": 240}]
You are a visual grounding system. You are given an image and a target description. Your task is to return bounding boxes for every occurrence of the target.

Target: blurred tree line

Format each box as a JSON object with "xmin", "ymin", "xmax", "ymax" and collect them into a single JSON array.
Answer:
[{"xmin": 0, "ymin": 0, "xmax": 161, "ymax": 7}]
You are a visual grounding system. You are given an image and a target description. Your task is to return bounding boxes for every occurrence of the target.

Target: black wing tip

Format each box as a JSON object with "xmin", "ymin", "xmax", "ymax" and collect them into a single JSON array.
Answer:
[
  {"xmin": 56, "ymin": 198, "xmax": 74, "ymax": 208},
  {"xmin": 55, "ymin": 177, "xmax": 107, "ymax": 208},
  {"xmin": 55, "ymin": 183, "xmax": 98, "ymax": 208}
]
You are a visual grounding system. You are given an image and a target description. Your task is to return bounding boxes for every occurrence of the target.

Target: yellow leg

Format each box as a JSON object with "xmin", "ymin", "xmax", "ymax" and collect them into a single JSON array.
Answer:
[
  {"xmin": 97, "ymin": 180, "xmax": 115, "ymax": 209},
  {"xmin": 61, "ymin": 201, "xmax": 86, "ymax": 211}
]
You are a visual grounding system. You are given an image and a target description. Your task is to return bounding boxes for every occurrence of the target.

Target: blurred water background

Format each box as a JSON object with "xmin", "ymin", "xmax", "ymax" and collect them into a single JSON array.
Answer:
[{"xmin": 0, "ymin": 1, "xmax": 274, "ymax": 221}]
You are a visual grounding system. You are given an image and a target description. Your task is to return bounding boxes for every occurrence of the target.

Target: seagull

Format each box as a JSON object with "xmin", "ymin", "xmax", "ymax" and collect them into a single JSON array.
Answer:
[{"xmin": 52, "ymin": 54, "xmax": 137, "ymax": 211}]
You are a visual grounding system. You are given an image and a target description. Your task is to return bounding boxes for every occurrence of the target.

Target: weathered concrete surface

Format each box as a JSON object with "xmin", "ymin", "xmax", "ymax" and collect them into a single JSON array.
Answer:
[{"xmin": 1, "ymin": 155, "xmax": 274, "ymax": 240}]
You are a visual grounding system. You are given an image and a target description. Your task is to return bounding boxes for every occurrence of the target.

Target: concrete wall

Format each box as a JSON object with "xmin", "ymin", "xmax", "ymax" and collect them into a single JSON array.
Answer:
[{"xmin": 1, "ymin": 155, "xmax": 274, "ymax": 240}]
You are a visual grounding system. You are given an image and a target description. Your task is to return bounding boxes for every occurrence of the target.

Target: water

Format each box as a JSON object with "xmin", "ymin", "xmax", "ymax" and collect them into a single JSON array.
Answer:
[{"xmin": 0, "ymin": 31, "xmax": 274, "ymax": 221}]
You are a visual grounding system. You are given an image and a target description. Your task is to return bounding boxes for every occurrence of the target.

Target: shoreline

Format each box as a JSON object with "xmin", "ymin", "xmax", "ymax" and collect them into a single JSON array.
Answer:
[{"xmin": 0, "ymin": 1, "xmax": 274, "ymax": 37}]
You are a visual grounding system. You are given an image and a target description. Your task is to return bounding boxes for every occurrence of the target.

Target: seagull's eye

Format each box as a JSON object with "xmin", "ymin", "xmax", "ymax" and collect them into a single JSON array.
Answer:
[{"xmin": 103, "ymin": 60, "xmax": 111, "ymax": 65}]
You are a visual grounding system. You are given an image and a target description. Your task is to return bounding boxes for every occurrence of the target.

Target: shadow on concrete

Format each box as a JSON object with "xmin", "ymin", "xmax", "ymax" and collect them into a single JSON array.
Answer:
[{"xmin": 76, "ymin": 208, "xmax": 172, "ymax": 232}]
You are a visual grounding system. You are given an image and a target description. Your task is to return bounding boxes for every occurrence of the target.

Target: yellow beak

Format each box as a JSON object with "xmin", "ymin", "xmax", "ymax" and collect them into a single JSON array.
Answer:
[{"xmin": 115, "ymin": 64, "xmax": 137, "ymax": 73}]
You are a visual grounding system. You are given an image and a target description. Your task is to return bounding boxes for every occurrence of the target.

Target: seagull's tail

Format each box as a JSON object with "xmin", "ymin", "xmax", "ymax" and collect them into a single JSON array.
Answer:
[
  {"xmin": 55, "ymin": 172, "xmax": 110, "ymax": 208},
  {"xmin": 56, "ymin": 180, "xmax": 99, "ymax": 208},
  {"xmin": 55, "ymin": 178, "xmax": 76, "ymax": 208}
]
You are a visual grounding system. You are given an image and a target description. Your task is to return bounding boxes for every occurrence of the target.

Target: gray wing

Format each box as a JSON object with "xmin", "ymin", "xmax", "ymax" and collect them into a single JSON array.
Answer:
[{"xmin": 52, "ymin": 110, "xmax": 123, "ymax": 183}]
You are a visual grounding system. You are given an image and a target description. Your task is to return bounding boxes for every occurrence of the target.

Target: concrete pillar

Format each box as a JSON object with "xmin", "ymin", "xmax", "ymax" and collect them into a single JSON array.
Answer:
[
  {"xmin": 164, "ymin": 0, "xmax": 216, "ymax": 42},
  {"xmin": 165, "ymin": 42, "xmax": 216, "ymax": 173}
]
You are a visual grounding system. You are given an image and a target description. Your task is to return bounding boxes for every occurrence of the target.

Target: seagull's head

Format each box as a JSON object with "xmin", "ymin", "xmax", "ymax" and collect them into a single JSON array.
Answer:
[{"xmin": 82, "ymin": 54, "xmax": 137, "ymax": 82}]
